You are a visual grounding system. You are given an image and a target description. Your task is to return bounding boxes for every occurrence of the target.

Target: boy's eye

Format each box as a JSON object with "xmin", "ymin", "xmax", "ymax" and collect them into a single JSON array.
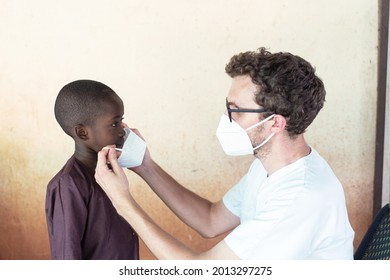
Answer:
[{"xmin": 112, "ymin": 118, "xmax": 124, "ymax": 127}]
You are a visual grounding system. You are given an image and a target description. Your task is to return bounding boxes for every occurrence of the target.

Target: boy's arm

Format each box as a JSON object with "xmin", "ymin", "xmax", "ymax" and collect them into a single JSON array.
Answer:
[{"xmin": 45, "ymin": 176, "xmax": 87, "ymax": 259}]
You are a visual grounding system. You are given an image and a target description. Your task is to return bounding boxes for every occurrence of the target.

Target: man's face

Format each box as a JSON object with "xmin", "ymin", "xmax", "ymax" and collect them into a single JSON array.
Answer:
[
  {"xmin": 226, "ymin": 75, "xmax": 273, "ymax": 154},
  {"xmin": 86, "ymin": 95, "xmax": 126, "ymax": 152},
  {"xmin": 226, "ymin": 75, "xmax": 265, "ymax": 127}
]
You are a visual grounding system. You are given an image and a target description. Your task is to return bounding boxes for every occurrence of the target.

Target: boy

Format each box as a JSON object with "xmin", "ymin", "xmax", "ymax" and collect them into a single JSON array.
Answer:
[{"xmin": 45, "ymin": 80, "xmax": 139, "ymax": 259}]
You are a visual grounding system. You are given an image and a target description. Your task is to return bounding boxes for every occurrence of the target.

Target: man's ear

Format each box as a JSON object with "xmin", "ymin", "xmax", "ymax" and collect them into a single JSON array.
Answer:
[
  {"xmin": 74, "ymin": 124, "xmax": 89, "ymax": 141},
  {"xmin": 271, "ymin": 115, "xmax": 287, "ymax": 133}
]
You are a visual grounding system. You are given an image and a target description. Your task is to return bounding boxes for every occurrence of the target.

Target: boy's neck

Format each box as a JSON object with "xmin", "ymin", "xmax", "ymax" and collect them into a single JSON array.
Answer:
[{"xmin": 74, "ymin": 143, "xmax": 97, "ymax": 171}]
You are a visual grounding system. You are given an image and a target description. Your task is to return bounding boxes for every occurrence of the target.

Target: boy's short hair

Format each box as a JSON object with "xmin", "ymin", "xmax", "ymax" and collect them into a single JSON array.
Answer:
[
  {"xmin": 54, "ymin": 80, "xmax": 117, "ymax": 136},
  {"xmin": 225, "ymin": 47, "xmax": 326, "ymax": 137}
]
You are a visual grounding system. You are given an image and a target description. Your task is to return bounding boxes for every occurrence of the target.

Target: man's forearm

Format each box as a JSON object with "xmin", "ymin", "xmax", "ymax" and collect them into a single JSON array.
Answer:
[
  {"xmin": 115, "ymin": 194, "xmax": 199, "ymax": 260},
  {"xmin": 134, "ymin": 159, "xmax": 216, "ymax": 237}
]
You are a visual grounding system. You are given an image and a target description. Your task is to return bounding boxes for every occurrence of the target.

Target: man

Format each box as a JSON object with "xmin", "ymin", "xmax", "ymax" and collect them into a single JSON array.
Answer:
[{"xmin": 95, "ymin": 47, "xmax": 354, "ymax": 259}]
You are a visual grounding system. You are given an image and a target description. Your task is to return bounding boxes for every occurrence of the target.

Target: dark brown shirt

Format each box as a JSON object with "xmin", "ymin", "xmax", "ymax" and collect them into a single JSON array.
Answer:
[{"xmin": 45, "ymin": 155, "xmax": 139, "ymax": 259}]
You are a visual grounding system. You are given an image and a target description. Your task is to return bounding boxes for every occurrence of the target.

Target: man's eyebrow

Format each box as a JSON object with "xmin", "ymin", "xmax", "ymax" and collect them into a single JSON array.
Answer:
[
  {"xmin": 229, "ymin": 101, "xmax": 243, "ymax": 109},
  {"xmin": 227, "ymin": 99, "xmax": 238, "ymax": 107}
]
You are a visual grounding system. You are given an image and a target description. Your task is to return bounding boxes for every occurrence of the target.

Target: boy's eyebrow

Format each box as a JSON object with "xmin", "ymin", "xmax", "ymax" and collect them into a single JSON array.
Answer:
[{"xmin": 112, "ymin": 115, "xmax": 124, "ymax": 120}]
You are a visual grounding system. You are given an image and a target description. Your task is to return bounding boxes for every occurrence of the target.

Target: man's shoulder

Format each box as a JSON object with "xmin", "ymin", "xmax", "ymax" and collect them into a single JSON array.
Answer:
[{"xmin": 305, "ymin": 148, "xmax": 340, "ymax": 183}]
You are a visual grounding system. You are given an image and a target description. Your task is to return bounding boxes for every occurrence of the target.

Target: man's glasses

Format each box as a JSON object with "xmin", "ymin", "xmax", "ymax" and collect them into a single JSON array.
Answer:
[{"xmin": 226, "ymin": 98, "xmax": 269, "ymax": 122}]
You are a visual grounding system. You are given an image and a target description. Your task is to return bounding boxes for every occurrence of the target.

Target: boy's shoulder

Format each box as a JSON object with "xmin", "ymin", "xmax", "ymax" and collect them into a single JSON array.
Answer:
[{"xmin": 47, "ymin": 155, "xmax": 95, "ymax": 195}]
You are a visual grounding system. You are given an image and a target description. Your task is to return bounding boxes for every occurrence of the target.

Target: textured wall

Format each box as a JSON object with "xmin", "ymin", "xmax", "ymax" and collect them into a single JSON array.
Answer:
[{"xmin": 0, "ymin": 0, "xmax": 378, "ymax": 259}]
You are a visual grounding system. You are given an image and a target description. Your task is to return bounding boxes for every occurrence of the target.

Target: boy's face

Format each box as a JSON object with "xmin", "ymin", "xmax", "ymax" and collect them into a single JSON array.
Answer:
[{"xmin": 86, "ymin": 95, "xmax": 126, "ymax": 152}]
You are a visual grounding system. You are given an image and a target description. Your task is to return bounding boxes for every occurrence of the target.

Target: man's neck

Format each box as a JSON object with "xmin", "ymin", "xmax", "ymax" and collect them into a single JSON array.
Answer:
[{"xmin": 257, "ymin": 134, "xmax": 311, "ymax": 176}]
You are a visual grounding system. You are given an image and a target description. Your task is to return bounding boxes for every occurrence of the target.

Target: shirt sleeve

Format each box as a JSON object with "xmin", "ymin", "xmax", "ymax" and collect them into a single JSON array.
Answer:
[
  {"xmin": 45, "ymin": 175, "xmax": 88, "ymax": 259},
  {"xmin": 222, "ymin": 174, "xmax": 247, "ymax": 218}
]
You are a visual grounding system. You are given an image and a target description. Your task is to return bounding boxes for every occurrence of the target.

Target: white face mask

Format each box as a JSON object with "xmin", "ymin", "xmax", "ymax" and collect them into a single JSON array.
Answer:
[
  {"xmin": 116, "ymin": 127, "xmax": 146, "ymax": 168},
  {"xmin": 216, "ymin": 114, "xmax": 275, "ymax": 156}
]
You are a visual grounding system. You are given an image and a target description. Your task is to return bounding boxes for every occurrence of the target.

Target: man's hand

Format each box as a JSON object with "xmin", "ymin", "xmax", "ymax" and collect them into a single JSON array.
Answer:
[
  {"xmin": 95, "ymin": 146, "xmax": 132, "ymax": 209},
  {"xmin": 127, "ymin": 128, "xmax": 152, "ymax": 173}
]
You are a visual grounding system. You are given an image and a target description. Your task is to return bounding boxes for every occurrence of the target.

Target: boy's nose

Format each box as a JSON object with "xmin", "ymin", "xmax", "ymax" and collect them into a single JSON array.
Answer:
[{"xmin": 120, "ymin": 122, "xmax": 129, "ymax": 138}]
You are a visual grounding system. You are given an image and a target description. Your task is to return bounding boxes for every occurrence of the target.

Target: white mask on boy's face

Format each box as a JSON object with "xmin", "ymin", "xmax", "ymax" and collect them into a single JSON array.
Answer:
[
  {"xmin": 116, "ymin": 127, "xmax": 146, "ymax": 168},
  {"xmin": 216, "ymin": 114, "xmax": 275, "ymax": 156}
]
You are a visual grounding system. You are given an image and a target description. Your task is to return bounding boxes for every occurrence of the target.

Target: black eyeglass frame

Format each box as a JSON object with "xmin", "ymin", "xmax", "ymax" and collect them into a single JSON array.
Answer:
[{"xmin": 226, "ymin": 98, "xmax": 269, "ymax": 122}]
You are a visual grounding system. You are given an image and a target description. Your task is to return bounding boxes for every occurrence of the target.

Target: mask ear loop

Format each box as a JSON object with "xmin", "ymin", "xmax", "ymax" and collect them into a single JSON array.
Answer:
[
  {"xmin": 247, "ymin": 114, "xmax": 276, "ymax": 151},
  {"xmin": 245, "ymin": 114, "xmax": 275, "ymax": 131},
  {"xmin": 252, "ymin": 132, "xmax": 275, "ymax": 150}
]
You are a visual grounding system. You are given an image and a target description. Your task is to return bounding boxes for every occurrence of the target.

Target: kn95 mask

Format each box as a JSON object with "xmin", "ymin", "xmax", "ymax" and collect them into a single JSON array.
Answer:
[
  {"xmin": 216, "ymin": 114, "xmax": 275, "ymax": 156},
  {"xmin": 115, "ymin": 127, "xmax": 146, "ymax": 168}
]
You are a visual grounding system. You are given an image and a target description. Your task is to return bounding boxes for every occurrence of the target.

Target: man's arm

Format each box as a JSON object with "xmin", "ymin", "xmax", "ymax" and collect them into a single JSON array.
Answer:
[
  {"xmin": 132, "ymin": 157, "xmax": 239, "ymax": 238},
  {"xmin": 95, "ymin": 147, "xmax": 239, "ymax": 259},
  {"xmin": 118, "ymin": 191, "xmax": 239, "ymax": 259}
]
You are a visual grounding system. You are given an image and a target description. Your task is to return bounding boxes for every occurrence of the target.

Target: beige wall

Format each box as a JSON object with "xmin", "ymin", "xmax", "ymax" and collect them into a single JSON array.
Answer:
[{"xmin": 0, "ymin": 0, "xmax": 378, "ymax": 259}]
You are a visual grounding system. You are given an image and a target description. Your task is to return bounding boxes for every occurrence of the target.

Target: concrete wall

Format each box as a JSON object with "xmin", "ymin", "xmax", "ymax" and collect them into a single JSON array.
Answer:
[{"xmin": 0, "ymin": 0, "xmax": 378, "ymax": 259}]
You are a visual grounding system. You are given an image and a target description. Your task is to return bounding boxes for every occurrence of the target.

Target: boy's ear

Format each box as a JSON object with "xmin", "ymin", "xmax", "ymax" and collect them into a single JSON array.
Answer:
[{"xmin": 74, "ymin": 124, "xmax": 89, "ymax": 141}]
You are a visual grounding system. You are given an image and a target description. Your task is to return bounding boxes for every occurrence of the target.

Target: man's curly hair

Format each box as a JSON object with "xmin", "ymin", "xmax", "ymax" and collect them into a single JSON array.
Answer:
[{"xmin": 225, "ymin": 47, "xmax": 326, "ymax": 137}]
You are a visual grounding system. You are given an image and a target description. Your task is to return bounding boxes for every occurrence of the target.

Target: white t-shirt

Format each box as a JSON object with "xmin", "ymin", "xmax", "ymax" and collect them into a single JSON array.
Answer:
[{"xmin": 223, "ymin": 148, "xmax": 354, "ymax": 259}]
